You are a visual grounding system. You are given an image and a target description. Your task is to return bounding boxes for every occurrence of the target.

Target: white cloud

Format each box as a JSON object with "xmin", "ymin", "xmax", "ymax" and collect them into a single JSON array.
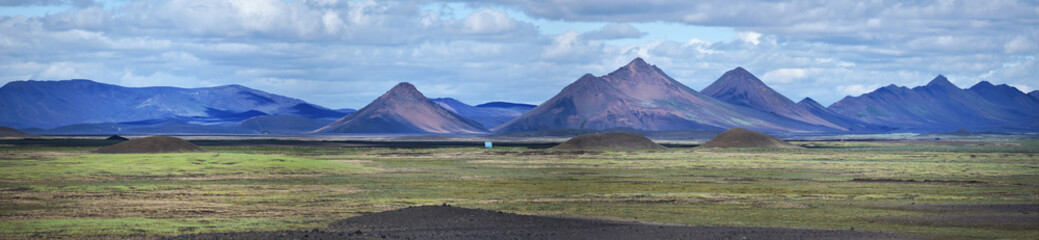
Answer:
[
  {"xmin": 581, "ymin": 23, "xmax": 646, "ymax": 40},
  {"xmin": 762, "ymin": 68, "xmax": 815, "ymax": 84},
  {"xmin": 736, "ymin": 31, "xmax": 761, "ymax": 45},
  {"xmin": 836, "ymin": 84, "xmax": 872, "ymax": 97}
]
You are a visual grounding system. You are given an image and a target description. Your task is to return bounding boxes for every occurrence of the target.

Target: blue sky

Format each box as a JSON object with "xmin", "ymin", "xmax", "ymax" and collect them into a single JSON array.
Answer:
[{"xmin": 1, "ymin": 0, "xmax": 1036, "ymax": 109}]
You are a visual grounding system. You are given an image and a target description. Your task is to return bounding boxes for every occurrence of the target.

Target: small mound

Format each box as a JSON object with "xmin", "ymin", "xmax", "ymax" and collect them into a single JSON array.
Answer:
[
  {"xmin": 551, "ymin": 132, "xmax": 664, "ymax": 150},
  {"xmin": 106, "ymin": 135, "xmax": 129, "ymax": 141},
  {"xmin": 167, "ymin": 205, "xmax": 910, "ymax": 240},
  {"xmin": 700, "ymin": 128, "xmax": 799, "ymax": 148},
  {"xmin": 93, "ymin": 136, "xmax": 205, "ymax": 153},
  {"xmin": 0, "ymin": 126, "xmax": 37, "ymax": 138}
]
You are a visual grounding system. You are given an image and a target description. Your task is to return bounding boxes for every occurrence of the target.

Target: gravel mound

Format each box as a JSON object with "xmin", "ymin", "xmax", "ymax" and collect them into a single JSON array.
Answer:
[
  {"xmin": 551, "ymin": 132, "xmax": 664, "ymax": 150},
  {"xmin": 92, "ymin": 136, "xmax": 204, "ymax": 153},
  {"xmin": 166, "ymin": 205, "xmax": 910, "ymax": 240},
  {"xmin": 0, "ymin": 126, "xmax": 36, "ymax": 138},
  {"xmin": 700, "ymin": 128, "xmax": 800, "ymax": 148}
]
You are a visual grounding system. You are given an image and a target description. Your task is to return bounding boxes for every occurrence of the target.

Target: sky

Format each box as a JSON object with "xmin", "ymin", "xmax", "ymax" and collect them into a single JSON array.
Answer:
[{"xmin": 1, "ymin": 0, "xmax": 1036, "ymax": 110}]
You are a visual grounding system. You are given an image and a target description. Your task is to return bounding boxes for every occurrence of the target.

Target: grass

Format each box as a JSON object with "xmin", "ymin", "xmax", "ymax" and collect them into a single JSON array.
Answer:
[
  {"xmin": 0, "ymin": 153, "xmax": 375, "ymax": 181},
  {"xmin": 1, "ymin": 140, "xmax": 1037, "ymax": 239}
]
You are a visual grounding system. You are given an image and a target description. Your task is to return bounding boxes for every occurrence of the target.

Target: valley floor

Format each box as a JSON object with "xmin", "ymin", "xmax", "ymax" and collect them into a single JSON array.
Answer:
[{"xmin": 0, "ymin": 138, "xmax": 1037, "ymax": 239}]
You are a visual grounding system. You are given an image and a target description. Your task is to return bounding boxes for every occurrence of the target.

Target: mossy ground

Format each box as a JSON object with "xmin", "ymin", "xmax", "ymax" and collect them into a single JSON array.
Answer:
[{"xmin": 1, "ymin": 140, "xmax": 1036, "ymax": 239}]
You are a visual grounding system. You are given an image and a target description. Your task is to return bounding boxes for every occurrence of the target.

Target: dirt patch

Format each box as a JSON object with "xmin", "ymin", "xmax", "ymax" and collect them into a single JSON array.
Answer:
[
  {"xmin": 850, "ymin": 178, "xmax": 986, "ymax": 184},
  {"xmin": 167, "ymin": 205, "xmax": 912, "ymax": 240},
  {"xmin": 92, "ymin": 136, "xmax": 205, "ymax": 153},
  {"xmin": 866, "ymin": 204, "xmax": 1038, "ymax": 231},
  {"xmin": 699, "ymin": 128, "xmax": 800, "ymax": 148},
  {"xmin": 550, "ymin": 132, "xmax": 664, "ymax": 150}
]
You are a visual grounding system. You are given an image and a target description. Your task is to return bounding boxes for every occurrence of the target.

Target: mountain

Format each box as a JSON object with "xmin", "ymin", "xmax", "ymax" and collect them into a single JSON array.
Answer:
[
  {"xmin": 968, "ymin": 81, "xmax": 1039, "ymax": 116},
  {"xmin": 26, "ymin": 120, "xmax": 252, "ymax": 135},
  {"xmin": 238, "ymin": 115, "xmax": 332, "ymax": 134},
  {"xmin": 0, "ymin": 79, "xmax": 339, "ymax": 129},
  {"xmin": 475, "ymin": 102, "xmax": 537, "ymax": 111},
  {"xmin": 1029, "ymin": 90, "xmax": 1039, "ymax": 102},
  {"xmin": 313, "ymin": 83, "xmax": 488, "ymax": 134},
  {"xmin": 494, "ymin": 58, "xmax": 832, "ymax": 133},
  {"xmin": 828, "ymin": 76, "xmax": 1039, "ymax": 131},
  {"xmin": 431, "ymin": 98, "xmax": 526, "ymax": 129},
  {"xmin": 796, "ymin": 98, "xmax": 885, "ymax": 131},
  {"xmin": 280, "ymin": 103, "xmax": 354, "ymax": 120},
  {"xmin": 702, "ymin": 67, "xmax": 847, "ymax": 130}
]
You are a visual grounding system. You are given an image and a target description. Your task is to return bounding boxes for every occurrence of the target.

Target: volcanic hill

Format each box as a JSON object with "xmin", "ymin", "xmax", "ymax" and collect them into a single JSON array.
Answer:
[
  {"xmin": 93, "ymin": 136, "xmax": 205, "ymax": 153},
  {"xmin": 551, "ymin": 132, "xmax": 665, "ymax": 150},
  {"xmin": 700, "ymin": 128, "xmax": 800, "ymax": 148},
  {"xmin": 0, "ymin": 126, "xmax": 36, "ymax": 138},
  {"xmin": 314, "ymin": 83, "xmax": 488, "ymax": 134},
  {"xmin": 494, "ymin": 58, "xmax": 831, "ymax": 133}
]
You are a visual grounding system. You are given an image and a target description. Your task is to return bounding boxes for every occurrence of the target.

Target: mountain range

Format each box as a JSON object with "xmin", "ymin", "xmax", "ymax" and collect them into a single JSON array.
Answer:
[
  {"xmin": 494, "ymin": 58, "xmax": 837, "ymax": 133},
  {"xmin": 828, "ymin": 76, "xmax": 1039, "ymax": 131},
  {"xmin": 0, "ymin": 79, "xmax": 353, "ymax": 129},
  {"xmin": 431, "ymin": 98, "xmax": 534, "ymax": 129},
  {"xmin": 2, "ymin": 58, "xmax": 1036, "ymax": 135}
]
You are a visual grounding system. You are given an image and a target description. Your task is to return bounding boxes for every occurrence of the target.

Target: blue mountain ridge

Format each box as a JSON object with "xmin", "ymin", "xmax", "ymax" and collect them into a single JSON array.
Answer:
[{"xmin": 0, "ymin": 79, "xmax": 351, "ymax": 130}]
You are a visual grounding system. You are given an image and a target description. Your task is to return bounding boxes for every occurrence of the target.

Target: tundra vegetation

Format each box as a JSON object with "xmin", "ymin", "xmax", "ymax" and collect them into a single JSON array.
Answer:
[{"xmin": 0, "ymin": 140, "xmax": 1037, "ymax": 239}]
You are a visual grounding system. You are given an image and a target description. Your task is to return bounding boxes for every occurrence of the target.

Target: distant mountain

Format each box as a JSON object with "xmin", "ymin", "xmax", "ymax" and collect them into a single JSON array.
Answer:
[
  {"xmin": 431, "ymin": 98, "xmax": 525, "ymax": 129},
  {"xmin": 475, "ymin": 102, "xmax": 537, "ymax": 111},
  {"xmin": 494, "ymin": 58, "xmax": 831, "ymax": 133},
  {"xmin": 25, "ymin": 120, "xmax": 251, "ymax": 135},
  {"xmin": 238, "ymin": 115, "xmax": 332, "ymax": 134},
  {"xmin": 702, "ymin": 67, "xmax": 848, "ymax": 130},
  {"xmin": 1029, "ymin": 90, "xmax": 1039, "ymax": 102},
  {"xmin": 281, "ymin": 103, "xmax": 354, "ymax": 120},
  {"xmin": 968, "ymin": 81, "xmax": 1039, "ymax": 116},
  {"xmin": 0, "ymin": 79, "xmax": 340, "ymax": 129},
  {"xmin": 314, "ymin": 83, "xmax": 488, "ymax": 134},
  {"xmin": 796, "ymin": 98, "xmax": 886, "ymax": 131},
  {"xmin": 828, "ymin": 76, "xmax": 1039, "ymax": 131}
]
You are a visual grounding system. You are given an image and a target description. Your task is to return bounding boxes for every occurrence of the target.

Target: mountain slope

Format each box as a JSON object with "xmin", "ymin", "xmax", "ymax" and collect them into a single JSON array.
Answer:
[
  {"xmin": 828, "ymin": 76, "xmax": 1039, "ymax": 131},
  {"xmin": 702, "ymin": 67, "xmax": 846, "ymax": 130},
  {"xmin": 475, "ymin": 102, "xmax": 537, "ymax": 111},
  {"xmin": 238, "ymin": 115, "xmax": 332, "ymax": 134},
  {"xmin": 797, "ymin": 98, "xmax": 885, "ymax": 131},
  {"xmin": 314, "ymin": 83, "xmax": 488, "ymax": 134},
  {"xmin": 431, "ymin": 98, "xmax": 524, "ymax": 129},
  {"xmin": 0, "ymin": 79, "xmax": 337, "ymax": 129},
  {"xmin": 968, "ymin": 81, "xmax": 1039, "ymax": 116},
  {"xmin": 494, "ymin": 58, "xmax": 832, "ymax": 133}
]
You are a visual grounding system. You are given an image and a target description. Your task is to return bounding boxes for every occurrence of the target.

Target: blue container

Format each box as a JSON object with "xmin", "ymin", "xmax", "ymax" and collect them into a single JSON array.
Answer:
[{"xmin": 484, "ymin": 141, "xmax": 493, "ymax": 148}]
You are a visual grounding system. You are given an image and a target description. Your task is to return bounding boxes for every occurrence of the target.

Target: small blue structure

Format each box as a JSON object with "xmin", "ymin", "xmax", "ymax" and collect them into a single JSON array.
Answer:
[{"xmin": 484, "ymin": 141, "xmax": 493, "ymax": 148}]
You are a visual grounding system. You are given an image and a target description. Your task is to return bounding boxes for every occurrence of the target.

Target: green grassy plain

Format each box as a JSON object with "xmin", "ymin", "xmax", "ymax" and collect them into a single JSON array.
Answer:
[{"xmin": 1, "ymin": 140, "xmax": 1037, "ymax": 239}]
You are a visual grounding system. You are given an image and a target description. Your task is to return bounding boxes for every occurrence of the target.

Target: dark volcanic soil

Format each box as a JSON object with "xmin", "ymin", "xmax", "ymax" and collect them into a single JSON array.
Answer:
[
  {"xmin": 166, "ymin": 205, "xmax": 910, "ymax": 240},
  {"xmin": 551, "ymin": 132, "xmax": 665, "ymax": 150},
  {"xmin": 93, "ymin": 136, "xmax": 205, "ymax": 153}
]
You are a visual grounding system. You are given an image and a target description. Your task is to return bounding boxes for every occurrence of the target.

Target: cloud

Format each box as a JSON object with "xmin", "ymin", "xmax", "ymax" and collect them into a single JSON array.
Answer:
[
  {"xmin": 836, "ymin": 84, "xmax": 873, "ymax": 97},
  {"xmin": 0, "ymin": 0, "xmax": 93, "ymax": 7},
  {"xmin": 736, "ymin": 31, "xmax": 761, "ymax": 45},
  {"xmin": 581, "ymin": 23, "xmax": 646, "ymax": 40},
  {"xmin": 762, "ymin": 68, "xmax": 817, "ymax": 84}
]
